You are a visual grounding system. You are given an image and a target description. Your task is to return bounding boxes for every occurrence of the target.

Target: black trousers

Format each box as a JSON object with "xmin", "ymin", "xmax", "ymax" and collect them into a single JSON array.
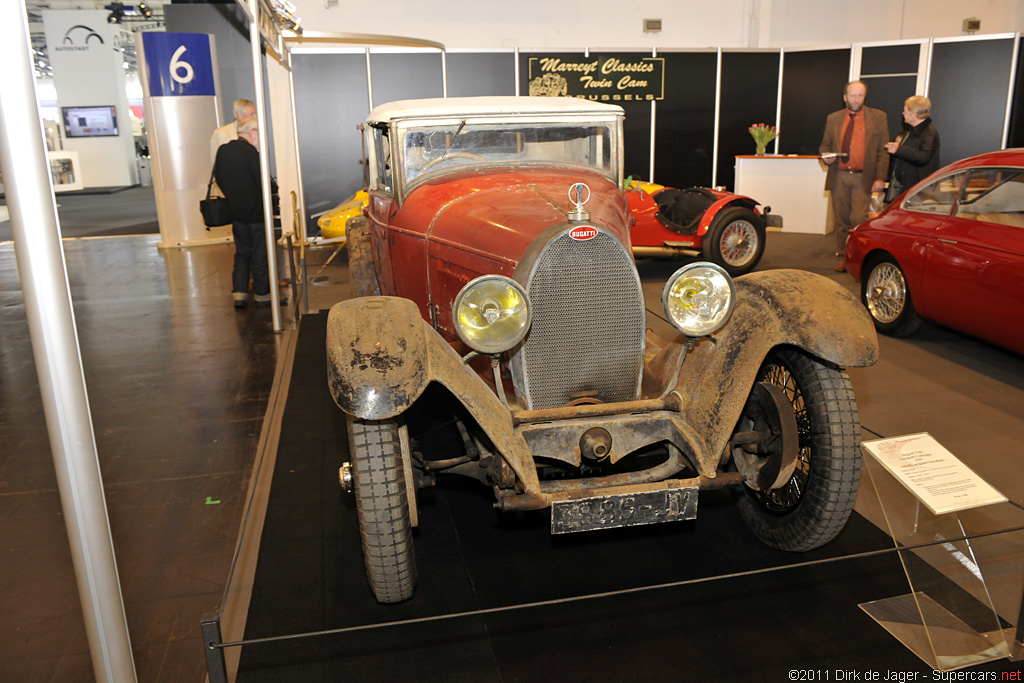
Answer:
[{"xmin": 231, "ymin": 220, "xmax": 269, "ymax": 296}]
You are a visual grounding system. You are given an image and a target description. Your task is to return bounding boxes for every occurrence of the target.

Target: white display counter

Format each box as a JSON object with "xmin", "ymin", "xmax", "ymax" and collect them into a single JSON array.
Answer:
[{"xmin": 734, "ymin": 155, "xmax": 831, "ymax": 235}]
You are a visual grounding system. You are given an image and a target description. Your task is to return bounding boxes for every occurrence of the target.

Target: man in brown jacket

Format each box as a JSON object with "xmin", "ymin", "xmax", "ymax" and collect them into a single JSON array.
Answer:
[{"xmin": 819, "ymin": 81, "xmax": 889, "ymax": 272}]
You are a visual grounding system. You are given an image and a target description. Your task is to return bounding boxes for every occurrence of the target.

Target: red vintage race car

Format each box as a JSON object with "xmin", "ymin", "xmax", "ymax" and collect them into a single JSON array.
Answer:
[
  {"xmin": 626, "ymin": 178, "xmax": 774, "ymax": 276},
  {"xmin": 328, "ymin": 96, "xmax": 878, "ymax": 604}
]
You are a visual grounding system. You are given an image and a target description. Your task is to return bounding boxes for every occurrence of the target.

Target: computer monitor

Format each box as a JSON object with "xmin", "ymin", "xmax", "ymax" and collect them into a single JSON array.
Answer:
[{"xmin": 61, "ymin": 105, "xmax": 119, "ymax": 138}]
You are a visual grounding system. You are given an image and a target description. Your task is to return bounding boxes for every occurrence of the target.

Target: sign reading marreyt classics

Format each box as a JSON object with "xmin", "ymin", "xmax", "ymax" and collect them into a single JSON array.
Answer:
[{"xmin": 528, "ymin": 55, "xmax": 665, "ymax": 101}]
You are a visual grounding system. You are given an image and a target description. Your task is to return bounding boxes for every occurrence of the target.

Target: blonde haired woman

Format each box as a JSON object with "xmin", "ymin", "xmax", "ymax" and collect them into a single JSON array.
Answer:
[{"xmin": 884, "ymin": 96, "xmax": 940, "ymax": 202}]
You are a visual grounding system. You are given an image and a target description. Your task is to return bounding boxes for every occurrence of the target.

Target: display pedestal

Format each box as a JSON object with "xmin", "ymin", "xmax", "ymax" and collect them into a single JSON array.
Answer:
[
  {"xmin": 734, "ymin": 155, "xmax": 830, "ymax": 234},
  {"xmin": 859, "ymin": 443, "xmax": 1024, "ymax": 670}
]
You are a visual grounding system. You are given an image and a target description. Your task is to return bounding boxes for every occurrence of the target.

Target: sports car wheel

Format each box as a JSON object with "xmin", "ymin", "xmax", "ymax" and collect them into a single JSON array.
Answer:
[
  {"xmin": 702, "ymin": 207, "xmax": 765, "ymax": 276},
  {"xmin": 348, "ymin": 417, "xmax": 416, "ymax": 603},
  {"xmin": 736, "ymin": 349, "xmax": 861, "ymax": 551},
  {"xmin": 862, "ymin": 255, "xmax": 922, "ymax": 337}
]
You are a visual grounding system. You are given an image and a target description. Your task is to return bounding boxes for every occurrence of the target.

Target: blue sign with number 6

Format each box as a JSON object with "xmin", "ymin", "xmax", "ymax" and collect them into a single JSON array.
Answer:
[{"xmin": 142, "ymin": 33, "xmax": 216, "ymax": 97}]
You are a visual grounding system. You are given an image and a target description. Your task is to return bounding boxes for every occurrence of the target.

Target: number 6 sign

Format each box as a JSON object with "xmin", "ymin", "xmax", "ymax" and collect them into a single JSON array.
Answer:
[{"xmin": 141, "ymin": 33, "xmax": 216, "ymax": 97}]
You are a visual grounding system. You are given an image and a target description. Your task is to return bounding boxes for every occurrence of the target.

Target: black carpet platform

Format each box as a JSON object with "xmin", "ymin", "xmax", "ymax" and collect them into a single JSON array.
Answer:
[{"xmin": 235, "ymin": 313, "xmax": 1018, "ymax": 682}]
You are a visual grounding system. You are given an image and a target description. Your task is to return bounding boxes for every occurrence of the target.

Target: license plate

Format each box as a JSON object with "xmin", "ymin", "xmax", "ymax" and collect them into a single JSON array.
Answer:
[{"xmin": 550, "ymin": 487, "xmax": 697, "ymax": 534}]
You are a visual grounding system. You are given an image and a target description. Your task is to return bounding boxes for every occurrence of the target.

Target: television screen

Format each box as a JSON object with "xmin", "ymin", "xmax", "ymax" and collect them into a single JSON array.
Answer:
[{"xmin": 61, "ymin": 106, "xmax": 119, "ymax": 138}]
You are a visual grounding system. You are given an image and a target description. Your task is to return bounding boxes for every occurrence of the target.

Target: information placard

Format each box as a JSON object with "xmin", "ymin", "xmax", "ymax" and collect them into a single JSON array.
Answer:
[{"xmin": 861, "ymin": 432, "xmax": 1006, "ymax": 515}]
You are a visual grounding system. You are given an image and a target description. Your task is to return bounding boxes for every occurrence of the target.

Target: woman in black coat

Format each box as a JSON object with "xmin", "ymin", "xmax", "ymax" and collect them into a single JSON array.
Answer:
[{"xmin": 884, "ymin": 95, "xmax": 940, "ymax": 202}]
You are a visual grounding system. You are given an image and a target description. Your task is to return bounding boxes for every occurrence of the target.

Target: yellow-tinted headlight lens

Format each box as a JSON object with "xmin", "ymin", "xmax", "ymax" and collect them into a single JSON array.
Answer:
[
  {"xmin": 453, "ymin": 275, "xmax": 532, "ymax": 354},
  {"xmin": 662, "ymin": 262, "xmax": 735, "ymax": 337}
]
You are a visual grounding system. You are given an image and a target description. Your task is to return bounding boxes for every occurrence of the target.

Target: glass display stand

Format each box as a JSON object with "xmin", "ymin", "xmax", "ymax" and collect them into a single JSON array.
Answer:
[{"xmin": 860, "ymin": 448, "xmax": 1024, "ymax": 670}]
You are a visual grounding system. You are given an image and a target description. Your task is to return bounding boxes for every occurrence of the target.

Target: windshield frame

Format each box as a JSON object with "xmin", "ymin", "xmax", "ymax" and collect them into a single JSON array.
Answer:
[{"xmin": 377, "ymin": 111, "xmax": 623, "ymax": 205}]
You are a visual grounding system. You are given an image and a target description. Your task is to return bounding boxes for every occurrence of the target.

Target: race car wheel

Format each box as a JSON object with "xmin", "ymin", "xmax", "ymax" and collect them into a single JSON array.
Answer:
[
  {"xmin": 862, "ymin": 255, "xmax": 923, "ymax": 337},
  {"xmin": 348, "ymin": 417, "xmax": 416, "ymax": 603},
  {"xmin": 347, "ymin": 217, "xmax": 380, "ymax": 298},
  {"xmin": 736, "ymin": 349, "xmax": 861, "ymax": 552},
  {"xmin": 702, "ymin": 207, "xmax": 765, "ymax": 276}
]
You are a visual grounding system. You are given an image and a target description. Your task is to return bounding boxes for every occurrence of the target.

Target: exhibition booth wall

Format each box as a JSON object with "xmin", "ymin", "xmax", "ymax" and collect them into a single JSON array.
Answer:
[{"xmin": 165, "ymin": 6, "xmax": 1024, "ymax": 237}]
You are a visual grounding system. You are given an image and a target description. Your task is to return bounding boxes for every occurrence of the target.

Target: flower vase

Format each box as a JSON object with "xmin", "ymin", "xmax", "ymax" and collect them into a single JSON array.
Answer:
[{"xmin": 755, "ymin": 145, "xmax": 767, "ymax": 156}]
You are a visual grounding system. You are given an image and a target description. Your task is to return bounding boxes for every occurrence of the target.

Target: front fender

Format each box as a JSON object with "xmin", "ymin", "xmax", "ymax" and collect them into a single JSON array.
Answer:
[
  {"xmin": 327, "ymin": 297, "xmax": 430, "ymax": 419},
  {"xmin": 326, "ymin": 296, "xmax": 541, "ymax": 492},
  {"xmin": 657, "ymin": 269, "xmax": 878, "ymax": 476}
]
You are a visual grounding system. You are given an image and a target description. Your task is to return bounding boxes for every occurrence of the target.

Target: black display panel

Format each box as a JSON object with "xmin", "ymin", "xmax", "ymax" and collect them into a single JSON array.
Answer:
[
  {"xmin": 517, "ymin": 51, "xmax": 652, "ymax": 178},
  {"xmin": 61, "ymin": 106, "xmax": 118, "ymax": 138},
  {"xmin": 779, "ymin": 48, "xmax": 850, "ymax": 155},
  {"xmin": 861, "ymin": 44, "xmax": 920, "ymax": 75},
  {"xmin": 369, "ymin": 51, "xmax": 444, "ymax": 105},
  {"xmin": 292, "ymin": 53, "xmax": 369, "ymax": 230},
  {"xmin": 447, "ymin": 52, "xmax": 516, "ymax": 97},
  {"xmin": 861, "ymin": 75, "xmax": 917, "ymax": 142},
  {"xmin": 717, "ymin": 51, "xmax": 780, "ymax": 191},
  {"xmin": 653, "ymin": 51, "xmax": 718, "ymax": 189},
  {"xmin": 930, "ymin": 38, "xmax": 1014, "ymax": 164}
]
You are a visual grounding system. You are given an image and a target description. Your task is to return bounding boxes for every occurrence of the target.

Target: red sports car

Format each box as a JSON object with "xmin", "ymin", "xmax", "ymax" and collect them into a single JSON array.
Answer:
[
  {"xmin": 626, "ymin": 179, "xmax": 773, "ymax": 276},
  {"xmin": 845, "ymin": 148, "xmax": 1024, "ymax": 355}
]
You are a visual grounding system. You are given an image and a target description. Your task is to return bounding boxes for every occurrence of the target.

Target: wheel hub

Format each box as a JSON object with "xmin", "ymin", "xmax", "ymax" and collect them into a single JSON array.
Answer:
[{"xmin": 731, "ymin": 381, "xmax": 799, "ymax": 491}]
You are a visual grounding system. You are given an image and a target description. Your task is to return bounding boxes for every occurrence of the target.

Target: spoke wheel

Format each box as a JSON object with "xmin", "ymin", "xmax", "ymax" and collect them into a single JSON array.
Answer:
[
  {"xmin": 702, "ymin": 207, "xmax": 766, "ymax": 276},
  {"xmin": 348, "ymin": 417, "xmax": 416, "ymax": 603},
  {"xmin": 735, "ymin": 349, "xmax": 861, "ymax": 551},
  {"xmin": 862, "ymin": 255, "xmax": 922, "ymax": 336}
]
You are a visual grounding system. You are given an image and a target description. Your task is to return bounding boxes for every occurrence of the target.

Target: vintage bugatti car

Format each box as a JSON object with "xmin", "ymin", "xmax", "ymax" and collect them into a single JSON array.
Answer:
[
  {"xmin": 845, "ymin": 148, "xmax": 1024, "ymax": 355},
  {"xmin": 626, "ymin": 178, "xmax": 773, "ymax": 276},
  {"xmin": 327, "ymin": 96, "xmax": 879, "ymax": 603}
]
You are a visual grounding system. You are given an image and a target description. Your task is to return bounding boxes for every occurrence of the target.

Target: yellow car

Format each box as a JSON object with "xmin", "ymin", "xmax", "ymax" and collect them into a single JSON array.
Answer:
[{"xmin": 316, "ymin": 189, "xmax": 369, "ymax": 244}]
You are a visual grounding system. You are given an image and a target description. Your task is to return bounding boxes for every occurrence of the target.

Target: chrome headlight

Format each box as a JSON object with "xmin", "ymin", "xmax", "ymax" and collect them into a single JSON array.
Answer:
[
  {"xmin": 662, "ymin": 262, "xmax": 735, "ymax": 337},
  {"xmin": 453, "ymin": 275, "xmax": 532, "ymax": 354}
]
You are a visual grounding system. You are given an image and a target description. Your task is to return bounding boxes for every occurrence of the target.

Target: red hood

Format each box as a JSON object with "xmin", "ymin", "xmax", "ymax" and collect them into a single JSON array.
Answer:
[{"xmin": 392, "ymin": 169, "xmax": 631, "ymax": 267}]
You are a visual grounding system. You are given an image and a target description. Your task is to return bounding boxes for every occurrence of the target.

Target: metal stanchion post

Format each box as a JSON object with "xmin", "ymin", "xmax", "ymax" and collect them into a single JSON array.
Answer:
[{"xmin": 201, "ymin": 613, "xmax": 229, "ymax": 683}]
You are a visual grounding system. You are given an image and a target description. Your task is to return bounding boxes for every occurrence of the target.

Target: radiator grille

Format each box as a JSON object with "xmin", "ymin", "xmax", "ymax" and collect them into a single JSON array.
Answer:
[{"xmin": 511, "ymin": 229, "xmax": 646, "ymax": 410}]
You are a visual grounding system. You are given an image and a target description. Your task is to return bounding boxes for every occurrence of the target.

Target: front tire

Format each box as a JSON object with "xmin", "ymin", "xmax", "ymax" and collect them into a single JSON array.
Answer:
[
  {"xmin": 862, "ymin": 255, "xmax": 922, "ymax": 337},
  {"xmin": 736, "ymin": 349, "xmax": 861, "ymax": 551},
  {"xmin": 702, "ymin": 207, "xmax": 766, "ymax": 276},
  {"xmin": 348, "ymin": 417, "xmax": 416, "ymax": 603}
]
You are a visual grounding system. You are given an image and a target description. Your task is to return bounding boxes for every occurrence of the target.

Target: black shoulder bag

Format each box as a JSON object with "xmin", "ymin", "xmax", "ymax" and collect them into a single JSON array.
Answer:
[{"xmin": 199, "ymin": 168, "xmax": 232, "ymax": 228}]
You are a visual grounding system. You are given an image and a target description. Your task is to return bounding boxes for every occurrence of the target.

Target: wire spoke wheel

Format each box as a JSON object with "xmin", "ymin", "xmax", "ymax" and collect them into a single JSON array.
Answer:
[
  {"xmin": 702, "ymin": 207, "xmax": 765, "ymax": 276},
  {"xmin": 735, "ymin": 349, "xmax": 861, "ymax": 551},
  {"xmin": 861, "ymin": 255, "xmax": 923, "ymax": 336},
  {"xmin": 865, "ymin": 261, "xmax": 906, "ymax": 324}
]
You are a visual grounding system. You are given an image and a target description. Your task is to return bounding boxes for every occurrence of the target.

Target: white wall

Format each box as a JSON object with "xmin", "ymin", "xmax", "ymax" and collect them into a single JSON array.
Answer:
[
  {"xmin": 295, "ymin": 0, "xmax": 755, "ymax": 49},
  {"xmin": 767, "ymin": 0, "xmax": 1024, "ymax": 47},
  {"xmin": 292, "ymin": 0, "xmax": 1023, "ymax": 49}
]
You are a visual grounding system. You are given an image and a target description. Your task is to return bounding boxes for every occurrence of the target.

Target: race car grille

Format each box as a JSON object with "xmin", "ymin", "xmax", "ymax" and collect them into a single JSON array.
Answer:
[{"xmin": 511, "ymin": 228, "xmax": 646, "ymax": 410}]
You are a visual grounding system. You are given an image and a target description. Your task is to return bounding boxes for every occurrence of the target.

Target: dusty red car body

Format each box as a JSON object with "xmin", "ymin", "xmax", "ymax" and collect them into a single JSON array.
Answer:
[
  {"xmin": 845, "ymin": 148, "xmax": 1024, "ymax": 354},
  {"xmin": 367, "ymin": 169, "xmax": 629, "ymax": 343}
]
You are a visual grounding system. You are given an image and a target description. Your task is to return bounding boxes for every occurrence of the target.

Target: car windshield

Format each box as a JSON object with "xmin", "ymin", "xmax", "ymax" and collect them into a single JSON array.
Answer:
[{"xmin": 395, "ymin": 116, "xmax": 619, "ymax": 189}]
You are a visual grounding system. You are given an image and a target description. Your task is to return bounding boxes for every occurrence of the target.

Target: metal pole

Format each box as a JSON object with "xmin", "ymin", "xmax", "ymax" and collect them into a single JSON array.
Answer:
[
  {"xmin": 286, "ymin": 49, "xmax": 309, "ymax": 245},
  {"xmin": 249, "ymin": 0, "xmax": 282, "ymax": 331},
  {"xmin": 0, "ymin": 3, "xmax": 137, "ymax": 682}
]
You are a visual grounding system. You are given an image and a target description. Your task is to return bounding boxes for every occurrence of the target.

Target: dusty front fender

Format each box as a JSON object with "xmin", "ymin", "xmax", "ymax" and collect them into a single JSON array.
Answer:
[
  {"xmin": 326, "ymin": 296, "xmax": 541, "ymax": 492},
  {"xmin": 651, "ymin": 269, "xmax": 878, "ymax": 476},
  {"xmin": 327, "ymin": 297, "xmax": 430, "ymax": 419}
]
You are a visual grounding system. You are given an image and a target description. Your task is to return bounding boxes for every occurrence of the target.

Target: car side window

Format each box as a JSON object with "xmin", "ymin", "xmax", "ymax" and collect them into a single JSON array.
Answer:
[
  {"xmin": 953, "ymin": 168, "xmax": 1024, "ymax": 228},
  {"xmin": 902, "ymin": 170, "xmax": 968, "ymax": 216}
]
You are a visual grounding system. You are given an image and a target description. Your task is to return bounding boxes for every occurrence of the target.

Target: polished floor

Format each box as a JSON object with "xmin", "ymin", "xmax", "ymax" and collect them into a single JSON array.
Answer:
[{"xmin": 1, "ymin": 190, "xmax": 1022, "ymax": 681}]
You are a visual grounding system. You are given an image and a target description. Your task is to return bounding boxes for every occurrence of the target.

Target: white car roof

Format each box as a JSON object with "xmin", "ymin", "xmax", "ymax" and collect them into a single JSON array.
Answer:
[{"xmin": 366, "ymin": 96, "xmax": 624, "ymax": 124}]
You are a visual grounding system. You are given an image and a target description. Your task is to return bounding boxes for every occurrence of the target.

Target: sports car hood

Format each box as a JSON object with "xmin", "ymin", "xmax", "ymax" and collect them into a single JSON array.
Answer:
[{"xmin": 393, "ymin": 169, "xmax": 631, "ymax": 267}]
